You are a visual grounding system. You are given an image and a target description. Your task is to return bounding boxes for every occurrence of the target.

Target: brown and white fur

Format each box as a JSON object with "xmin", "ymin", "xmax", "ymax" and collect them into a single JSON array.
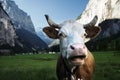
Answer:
[
  {"xmin": 43, "ymin": 15, "xmax": 101, "ymax": 80},
  {"xmin": 57, "ymin": 50, "xmax": 95, "ymax": 80}
]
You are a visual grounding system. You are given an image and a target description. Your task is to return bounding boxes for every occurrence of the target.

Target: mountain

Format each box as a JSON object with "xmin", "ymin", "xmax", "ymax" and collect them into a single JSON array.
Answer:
[
  {"xmin": 0, "ymin": 0, "xmax": 35, "ymax": 33},
  {"xmin": 0, "ymin": 0, "xmax": 48, "ymax": 54},
  {"xmin": 77, "ymin": 0, "xmax": 120, "ymax": 51},
  {"xmin": 14, "ymin": 28, "xmax": 48, "ymax": 53}
]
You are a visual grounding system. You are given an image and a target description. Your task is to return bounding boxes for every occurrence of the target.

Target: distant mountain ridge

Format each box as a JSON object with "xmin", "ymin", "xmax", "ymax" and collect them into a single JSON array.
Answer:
[{"xmin": 37, "ymin": 30, "xmax": 53, "ymax": 45}]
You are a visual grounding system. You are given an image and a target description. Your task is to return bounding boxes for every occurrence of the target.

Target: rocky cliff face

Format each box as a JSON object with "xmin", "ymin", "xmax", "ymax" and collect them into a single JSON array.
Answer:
[
  {"xmin": 0, "ymin": 0, "xmax": 35, "ymax": 33},
  {"xmin": 77, "ymin": 0, "xmax": 120, "ymax": 51},
  {"xmin": 0, "ymin": 4, "xmax": 16, "ymax": 47},
  {"xmin": 0, "ymin": 3, "xmax": 16, "ymax": 55},
  {"xmin": 77, "ymin": 0, "xmax": 120, "ymax": 25}
]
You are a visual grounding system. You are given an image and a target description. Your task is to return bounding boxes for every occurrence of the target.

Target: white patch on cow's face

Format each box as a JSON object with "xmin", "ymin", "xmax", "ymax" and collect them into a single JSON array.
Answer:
[{"xmin": 58, "ymin": 20, "xmax": 89, "ymax": 60}]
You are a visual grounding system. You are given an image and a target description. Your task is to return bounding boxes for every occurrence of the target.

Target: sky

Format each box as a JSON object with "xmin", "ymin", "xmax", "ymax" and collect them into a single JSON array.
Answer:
[{"xmin": 13, "ymin": 0, "xmax": 89, "ymax": 32}]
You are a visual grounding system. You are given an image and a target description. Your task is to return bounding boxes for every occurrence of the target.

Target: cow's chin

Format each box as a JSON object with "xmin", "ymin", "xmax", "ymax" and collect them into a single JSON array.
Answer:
[{"xmin": 68, "ymin": 56, "xmax": 86, "ymax": 66}]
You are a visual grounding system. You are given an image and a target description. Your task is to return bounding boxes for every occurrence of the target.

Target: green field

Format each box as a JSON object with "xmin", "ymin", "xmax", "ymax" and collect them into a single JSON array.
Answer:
[{"xmin": 0, "ymin": 51, "xmax": 120, "ymax": 80}]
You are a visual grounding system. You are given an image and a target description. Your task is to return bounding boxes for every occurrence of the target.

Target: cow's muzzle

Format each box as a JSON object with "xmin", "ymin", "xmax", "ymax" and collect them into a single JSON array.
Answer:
[{"xmin": 68, "ymin": 43, "xmax": 87, "ymax": 65}]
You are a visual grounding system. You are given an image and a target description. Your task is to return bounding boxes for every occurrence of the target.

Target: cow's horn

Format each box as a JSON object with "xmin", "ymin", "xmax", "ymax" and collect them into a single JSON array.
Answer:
[
  {"xmin": 84, "ymin": 15, "xmax": 98, "ymax": 27},
  {"xmin": 45, "ymin": 14, "xmax": 60, "ymax": 28}
]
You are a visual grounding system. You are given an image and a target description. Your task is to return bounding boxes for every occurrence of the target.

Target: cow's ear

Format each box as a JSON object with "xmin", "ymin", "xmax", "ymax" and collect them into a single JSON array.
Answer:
[
  {"xmin": 43, "ymin": 27, "xmax": 59, "ymax": 39},
  {"xmin": 85, "ymin": 26, "xmax": 101, "ymax": 39}
]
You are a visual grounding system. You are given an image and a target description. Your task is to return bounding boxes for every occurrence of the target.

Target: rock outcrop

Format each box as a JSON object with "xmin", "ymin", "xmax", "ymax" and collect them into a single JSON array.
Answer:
[
  {"xmin": 0, "ymin": 3, "xmax": 16, "ymax": 55},
  {"xmin": 77, "ymin": 0, "xmax": 120, "ymax": 25},
  {"xmin": 0, "ymin": 4, "xmax": 16, "ymax": 47}
]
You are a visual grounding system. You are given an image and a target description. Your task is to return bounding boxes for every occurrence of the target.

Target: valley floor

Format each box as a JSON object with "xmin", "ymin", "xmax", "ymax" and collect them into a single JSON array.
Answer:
[{"xmin": 0, "ymin": 51, "xmax": 120, "ymax": 80}]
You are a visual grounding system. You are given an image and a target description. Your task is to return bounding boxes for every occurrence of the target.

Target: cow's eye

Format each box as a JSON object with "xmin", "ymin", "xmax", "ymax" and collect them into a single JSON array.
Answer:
[
  {"xmin": 84, "ymin": 33, "xmax": 87, "ymax": 36},
  {"xmin": 84, "ymin": 33, "xmax": 88, "ymax": 37},
  {"xmin": 58, "ymin": 32, "xmax": 67, "ymax": 38}
]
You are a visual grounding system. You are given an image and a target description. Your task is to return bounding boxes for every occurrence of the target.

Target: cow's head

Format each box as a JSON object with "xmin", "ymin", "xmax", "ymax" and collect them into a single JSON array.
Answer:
[{"xmin": 43, "ymin": 15, "xmax": 101, "ymax": 66}]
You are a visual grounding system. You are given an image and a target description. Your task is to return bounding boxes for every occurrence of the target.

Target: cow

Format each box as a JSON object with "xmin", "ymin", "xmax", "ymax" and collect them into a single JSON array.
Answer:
[{"xmin": 43, "ymin": 15, "xmax": 101, "ymax": 80}]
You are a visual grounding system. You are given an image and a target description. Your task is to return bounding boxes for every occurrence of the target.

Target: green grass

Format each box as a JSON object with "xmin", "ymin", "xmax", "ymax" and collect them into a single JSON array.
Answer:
[
  {"xmin": 93, "ymin": 51, "xmax": 120, "ymax": 80},
  {"xmin": 0, "ymin": 53, "xmax": 58, "ymax": 80},
  {"xmin": 0, "ymin": 51, "xmax": 120, "ymax": 80}
]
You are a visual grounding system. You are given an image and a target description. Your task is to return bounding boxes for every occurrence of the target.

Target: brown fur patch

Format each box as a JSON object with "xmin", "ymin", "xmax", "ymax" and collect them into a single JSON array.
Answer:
[
  {"xmin": 84, "ymin": 26, "xmax": 101, "ymax": 38},
  {"xmin": 43, "ymin": 27, "xmax": 59, "ymax": 39}
]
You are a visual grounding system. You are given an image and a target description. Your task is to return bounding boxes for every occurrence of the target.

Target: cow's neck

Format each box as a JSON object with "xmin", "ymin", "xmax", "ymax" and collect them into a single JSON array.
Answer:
[{"xmin": 61, "ymin": 54, "xmax": 82, "ymax": 80}]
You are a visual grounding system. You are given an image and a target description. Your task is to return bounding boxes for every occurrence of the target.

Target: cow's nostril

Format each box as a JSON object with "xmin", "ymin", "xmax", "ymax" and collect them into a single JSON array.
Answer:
[
  {"xmin": 70, "ymin": 45, "xmax": 75, "ymax": 50},
  {"xmin": 83, "ymin": 46, "xmax": 86, "ymax": 49}
]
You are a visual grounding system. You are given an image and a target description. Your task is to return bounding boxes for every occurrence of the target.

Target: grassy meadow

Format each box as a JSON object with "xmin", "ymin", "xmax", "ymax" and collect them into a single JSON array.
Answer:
[{"xmin": 0, "ymin": 51, "xmax": 120, "ymax": 80}]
